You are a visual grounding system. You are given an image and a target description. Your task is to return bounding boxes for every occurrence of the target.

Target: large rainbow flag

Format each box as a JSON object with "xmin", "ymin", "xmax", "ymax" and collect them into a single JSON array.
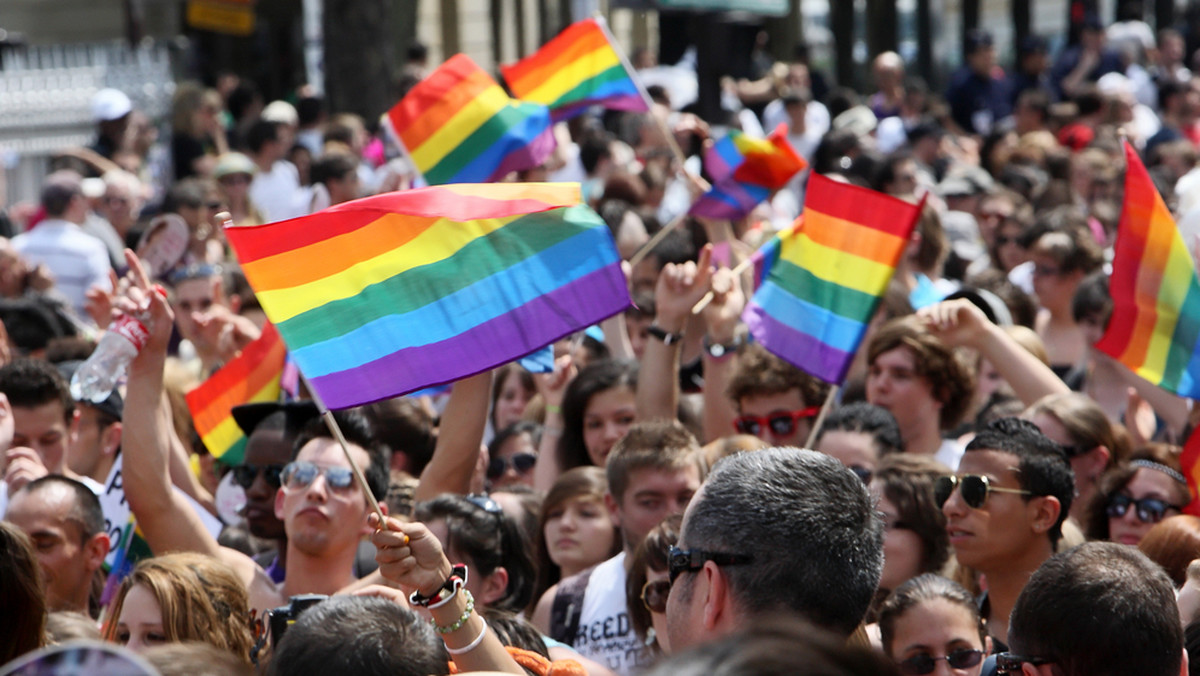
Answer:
[
  {"xmin": 1095, "ymin": 141, "xmax": 1200, "ymax": 397},
  {"xmin": 224, "ymin": 183, "xmax": 631, "ymax": 410},
  {"xmin": 387, "ymin": 54, "xmax": 555, "ymax": 185},
  {"xmin": 743, "ymin": 174, "xmax": 922, "ymax": 384},
  {"xmin": 500, "ymin": 17, "xmax": 649, "ymax": 121},
  {"xmin": 185, "ymin": 322, "xmax": 287, "ymax": 464},
  {"xmin": 691, "ymin": 125, "xmax": 807, "ymax": 220}
]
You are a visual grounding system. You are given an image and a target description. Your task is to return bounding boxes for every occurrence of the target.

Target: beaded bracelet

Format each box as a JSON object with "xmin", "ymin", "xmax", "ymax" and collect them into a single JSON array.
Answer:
[
  {"xmin": 431, "ymin": 589, "xmax": 475, "ymax": 634},
  {"xmin": 444, "ymin": 623, "xmax": 488, "ymax": 655}
]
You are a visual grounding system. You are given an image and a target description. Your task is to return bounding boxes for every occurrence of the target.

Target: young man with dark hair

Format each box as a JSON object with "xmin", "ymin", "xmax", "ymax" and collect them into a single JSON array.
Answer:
[
  {"xmin": 1005, "ymin": 542, "xmax": 1185, "ymax": 676},
  {"xmin": 310, "ymin": 152, "xmax": 361, "ymax": 206},
  {"xmin": 246, "ymin": 118, "xmax": 307, "ymax": 222},
  {"xmin": 532, "ymin": 419, "xmax": 704, "ymax": 675},
  {"xmin": 665, "ymin": 447, "xmax": 883, "ymax": 649},
  {"xmin": 4, "ymin": 475, "xmax": 110, "ymax": 615},
  {"xmin": 940, "ymin": 417, "xmax": 1073, "ymax": 650},
  {"xmin": 0, "ymin": 358, "xmax": 88, "ymax": 493}
]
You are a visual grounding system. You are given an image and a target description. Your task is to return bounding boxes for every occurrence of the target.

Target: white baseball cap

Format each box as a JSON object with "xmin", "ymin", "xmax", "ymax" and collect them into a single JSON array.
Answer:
[{"xmin": 92, "ymin": 88, "xmax": 133, "ymax": 122}]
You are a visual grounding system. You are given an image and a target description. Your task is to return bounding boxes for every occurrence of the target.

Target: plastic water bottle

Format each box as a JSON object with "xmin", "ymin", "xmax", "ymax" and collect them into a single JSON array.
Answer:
[{"xmin": 70, "ymin": 313, "xmax": 151, "ymax": 403}]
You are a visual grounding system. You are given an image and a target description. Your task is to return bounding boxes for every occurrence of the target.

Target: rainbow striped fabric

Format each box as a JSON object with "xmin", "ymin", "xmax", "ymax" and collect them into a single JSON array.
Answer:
[
  {"xmin": 387, "ymin": 54, "xmax": 556, "ymax": 185},
  {"xmin": 691, "ymin": 125, "xmax": 807, "ymax": 220},
  {"xmin": 500, "ymin": 17, "xmax": 648, "ymax": 121},
  {"xmin": 743, "ymin": 174, "xmax": 922, "ymax": 384},
  {"xmin": 1095, "ymin": 141, "xmax": 1200, "ymax": 397},
  {"xmin": 185, "ymin": 322, "xmax": 286, "ymax": 464},
  {"xmin": 224, "ymin": 183, "xmax": 631, "ymax": 409}
]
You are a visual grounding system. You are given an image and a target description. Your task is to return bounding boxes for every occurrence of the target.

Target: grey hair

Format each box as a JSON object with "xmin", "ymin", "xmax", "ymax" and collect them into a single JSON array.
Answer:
[{"xmin": 679, "ymin": 447, "xmax": 883, "ymax": 636}]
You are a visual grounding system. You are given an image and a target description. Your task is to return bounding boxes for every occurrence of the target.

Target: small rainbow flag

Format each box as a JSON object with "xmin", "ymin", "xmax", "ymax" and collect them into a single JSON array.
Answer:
[
  {"xmin": 224, "ymin": 183, "xmax": 631, "ymax": 410},
  {"xmin": 387, "ymin": 54, "xmax": 556, "ymax": 185},
  {"xmin": 691, "ymin": 125, "xmax": 807, "ymax": 220},
  {"xmin": 743, "ymin": 174, "xmax": 922, "ymax": 384},
  {"xmin": 1095, "ymin": 141, "xmax": 1200, "ymax": 397},
  {"xmin": 1181, "ymin": 431, "xmax": 1200, "ymax": 515},
  {"xmin": 500, "ymin": 17, "xmax": 649, "ymax": 121},
  {"xmin": 185, "ymin": 322, "xmax": 287, "ymax": 464}
]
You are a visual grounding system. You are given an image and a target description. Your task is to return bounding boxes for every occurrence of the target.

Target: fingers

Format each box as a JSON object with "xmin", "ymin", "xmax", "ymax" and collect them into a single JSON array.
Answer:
[{"xmin": 124, "ymin": 249, "xmax": 151, "ymax": 290}]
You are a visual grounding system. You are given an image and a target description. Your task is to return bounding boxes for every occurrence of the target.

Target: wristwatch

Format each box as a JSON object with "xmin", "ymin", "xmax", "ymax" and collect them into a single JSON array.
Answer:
[
  {"xmin": 646, "ymin": 325, "xmax": 684, "ymax": 346},
  {"xmin": 703, "ymin": 334, "xmax": 742, "ymax": 359}
]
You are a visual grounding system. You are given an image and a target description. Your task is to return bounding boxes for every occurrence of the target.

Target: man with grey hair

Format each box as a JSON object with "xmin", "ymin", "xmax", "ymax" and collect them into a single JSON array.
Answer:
[
  {"xmin": 13, "ymin": 170, "xmax": 112, "ymax": 319},
  {"xmin": 665, "ymin": 448, "xmax": 883, "ymax": 651}
]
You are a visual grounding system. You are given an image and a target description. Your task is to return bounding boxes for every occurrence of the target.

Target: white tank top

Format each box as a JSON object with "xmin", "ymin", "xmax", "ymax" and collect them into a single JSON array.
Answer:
[{"xmin": 569, "ymin": 552, "xmax": 653, "ymax": 675}]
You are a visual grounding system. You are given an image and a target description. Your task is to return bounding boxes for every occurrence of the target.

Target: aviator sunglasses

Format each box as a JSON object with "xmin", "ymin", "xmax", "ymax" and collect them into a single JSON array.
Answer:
[
  {"xmin": 934, "ymin": 474, "xmax": 1031, "ymax": 509},
  {"xmin": 281, "ymin": 461, "xmax": 356, "ymax": 493}
]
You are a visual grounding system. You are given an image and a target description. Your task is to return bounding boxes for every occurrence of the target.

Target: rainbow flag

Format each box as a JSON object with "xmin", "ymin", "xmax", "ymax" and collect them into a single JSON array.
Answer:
[
  {"xmin": 743, "ymin": 174, "xmax": 922, "ymax": 384},
  {"xmin": 224, "ymin": 183, "xmax": 631, "ymax": 410},
  {"xmin": 1095, "ymin": 141, "xmax": 1200, "ymax": 397},
  {"xmin": 1181, "ymin": 431, "xmax": 1200, "ymax": 515},
  {"xmin": 691, "ymin": 125, "xmax": 807, "ymax": 220},
  {"xmin": 387, "ymin": 54, "xmax": 556, "ymax": 185},
  {"xmin": 500, "ymin": 17, "xmax": 649, "ymax": 121},
  {"xmin": 185, "ymin": 323, "xmax": 287, "ymax": 464}
]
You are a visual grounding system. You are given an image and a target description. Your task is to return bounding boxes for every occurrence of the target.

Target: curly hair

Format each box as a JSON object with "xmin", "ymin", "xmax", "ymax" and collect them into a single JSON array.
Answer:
[
  {"xmin": 102, "ymin": 553, "xmax": 253, "ymax": 663},
  {"xmin": 726, "ymin": 342, "xmax": 830, "ymax": 411},
  {"xmin": 866, "ymin": 316, "xmax": 976, "ymax": 430}
]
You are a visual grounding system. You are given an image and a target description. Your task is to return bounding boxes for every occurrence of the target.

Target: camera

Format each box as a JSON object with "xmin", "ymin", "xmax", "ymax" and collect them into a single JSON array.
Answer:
[{"xmin": 251, "ymin": 594, "xmax": 328, "ymax": 667}]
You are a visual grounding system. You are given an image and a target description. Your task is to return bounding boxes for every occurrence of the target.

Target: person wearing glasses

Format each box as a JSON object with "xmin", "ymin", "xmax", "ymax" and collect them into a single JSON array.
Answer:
[
  {"xmin": 664, "ymin": 447, "xmax": 883, "ymax": 651},
  {"xmin": 813, "ymin": 402, "xmax": 904, "ymax": 485},
  {"xmin": 939, "ymin": 418, "xmax": 1073, "ymax": 651},
  {"xmin": 1084, "ymin": 444, "xmax": 1190, "ymax": 547},
  {"xmin": 878, "ymin": 574, "xmax": 990, "ymax": 676},
  {"xmin": 1003, "ymin": 542, "xmax": 1185, "ymax": 676},
  {"xmin": 625, "ymin": 514, "xmax": 680, "ymax": 656},
  {"xmin": 725, "ymin": 342, "xmax": 830, "ymax": 449},
  {"xmin": 228, "ymin": 401, "xmax": 318, "ymax": 583}
]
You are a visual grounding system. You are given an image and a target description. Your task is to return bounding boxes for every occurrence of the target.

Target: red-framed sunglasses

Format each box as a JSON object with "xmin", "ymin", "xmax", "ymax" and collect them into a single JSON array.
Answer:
[{"xmin": 733, "ymin": 406, "xmax": 821, "ymax": 437}]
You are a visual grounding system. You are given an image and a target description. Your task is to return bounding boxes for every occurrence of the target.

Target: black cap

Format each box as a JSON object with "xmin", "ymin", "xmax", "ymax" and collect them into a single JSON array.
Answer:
[
  {"xmin": 232, "ymin": 400, "xmax": 319, "ymax": 437},
  {"xmin": 57, "ymin": 360, "xmax": 124, "ymax": 420},
  {"xmin": 965, "ymin": 29, "xmax": 994, "ymax": 55}
]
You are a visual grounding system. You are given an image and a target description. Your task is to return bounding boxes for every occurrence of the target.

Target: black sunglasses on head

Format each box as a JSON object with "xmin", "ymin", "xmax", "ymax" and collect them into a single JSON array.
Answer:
[
  {"xmin": 897, "ymin": 649, "xmax": 984, "ymax": 675},
  {"xmin": 232, "ymin": 463, "xmax": 285, "ymax": 490},
  {"xmin": 995, "ymin": 652, "xmax": 1053, "ymax": 675},
  {"xmin": 1106, "ymin": 493, "xmax": 1181, "ymax": 524},
  {"xmin": 667, "ymin": 545, "xmax": 753, "ymax": 584},
  {"xmin": 935, "ymin": 474, "xmax": 1031, "ymax": 509}
]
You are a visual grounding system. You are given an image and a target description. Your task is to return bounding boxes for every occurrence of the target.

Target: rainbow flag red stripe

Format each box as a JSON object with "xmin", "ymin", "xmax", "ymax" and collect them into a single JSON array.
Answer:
[
  {"xmin": 743, "ymin": 174, "xmax": 922, "ymax": 384},
  {"xmin": 1095, "ymin": 141, "xmax": 1200, "ymax": 397},
  {"xmin": 690, "ymin": 125, "xmax": 807, "ymax": 220},
  {"xmin": 225, "ymin": 183, "xmax": 630, "ymax": 410},
  {"xmin": 500, "ymin": 17, "xmax": 648, "ymax": 121},
  {"xmin": 388, "ymin": 54, "xmax": 555, "ymax": 184},
  {"xmin": 185, "ymin": 323, "xmax": 286, "ymax": 464}
]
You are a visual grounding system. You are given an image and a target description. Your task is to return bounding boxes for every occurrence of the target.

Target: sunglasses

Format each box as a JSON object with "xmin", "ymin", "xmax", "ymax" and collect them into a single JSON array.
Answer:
[
  {"xmin": 1106, "ymin": 493, "xmax": 1181, "ymax": 524},
  {"xmin": 733, "ymin": 406, "xmax": 820, "ymax": 437},
  {"xmin": 935, "ymin": 474, "xmax": 1032, "ymax": 509},
  {"xmin": 995, "ymin": 653, "xmax": 1053, "ymax": 675},
  {"xmin": 232, "ymin": 463, "xmax": 285, "ymax": 490},
  {"xmin": 486, "ymin": 452, "xmax": 538, "ymax": 480},
  {"xmin": 849, "ymin": 466, "xmax": 873, "ymax": 485},
  {"xmin": 667, "ymin": 545, "xmax": 753, "ymax": 585},
  {"xmin": 281, "ymin": 461, "xmax": 355, "ymax": 493},
  {"xmin": 898, "ymin": 649, "xmax": 985, "ymax": 675},
  {"xmin": 641, "ymin": 579, "xmax": 670, "ymax": 614},
  {"xmin": 465, "ymin": 493, "xmax": 503, "ymax": 514}
]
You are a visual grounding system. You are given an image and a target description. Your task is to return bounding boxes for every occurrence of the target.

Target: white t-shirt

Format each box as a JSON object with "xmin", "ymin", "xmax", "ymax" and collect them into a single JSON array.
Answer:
[
  {"xmin": 249, "ymin": 160, "xmax": 310, "ymax": 223},
  {"xmin": 569, "ymin": 552, "xmax": 652, "ymax": 676}
]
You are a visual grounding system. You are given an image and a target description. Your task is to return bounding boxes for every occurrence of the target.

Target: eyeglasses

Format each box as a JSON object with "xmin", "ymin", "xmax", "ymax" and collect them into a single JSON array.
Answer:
[
  {"xmin": 641, "ymin": 579, "xmax": 671, "ymax": 613},
  {"xmin": 1057, "ymin": 442, "xmax": 1091, "ymax": 459},
  {"xmin": 897, "ymin": 649, "xmax": 985, "ymax": 675},
  {"xmin": 733, "ymin": 406, "xmax": 820, "ymax": 437},
  {"xmin": 849, "ymin": 466, "xmax": 873, "ymax": 485},
  {"xmin": 667, "ymin": 545, "xmax": 753, "ymax": 584},
  {"xmin": 995, "ymin": 652, "xmax": 1053, "ymax": 675},
  {"xmin": 1106, "ymin": 493, "xmax": 1181, "ymax": 524},
  {"xmin": 935, "ymin": 474, "xmax": 1032, "ymax": 509},
  {"xmin": 281, "ymin": 461, "xmax": 355, "ymax": 493},
  {"xmin": 486, "ymin": 452, "xmax": 537, "ymax": 480},
  {"xmin": 232, "ymin": 463, "xmax": 285, "ymax": 490}
]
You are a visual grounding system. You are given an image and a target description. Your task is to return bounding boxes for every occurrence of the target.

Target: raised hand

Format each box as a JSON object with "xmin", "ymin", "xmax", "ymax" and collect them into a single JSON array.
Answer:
[{"xmin": 369, "ymin": 514, "xmax": 454, "ymax": 597}]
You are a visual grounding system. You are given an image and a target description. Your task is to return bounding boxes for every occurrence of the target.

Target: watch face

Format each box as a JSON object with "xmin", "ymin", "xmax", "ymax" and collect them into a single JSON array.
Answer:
[{"xmin": 709, "ymin": 343, "xmax": 727, "ymax": 358}]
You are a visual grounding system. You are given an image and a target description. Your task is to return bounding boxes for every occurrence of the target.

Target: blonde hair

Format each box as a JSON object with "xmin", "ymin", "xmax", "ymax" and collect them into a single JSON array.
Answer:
[{"xmin": 103, "ymin": 553, "xmax": 252, "ymax": 663}]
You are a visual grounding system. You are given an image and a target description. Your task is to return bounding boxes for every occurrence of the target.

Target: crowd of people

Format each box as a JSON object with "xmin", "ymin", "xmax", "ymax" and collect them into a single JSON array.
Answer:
[{"xmin": 5, "ymin": 11, "xmax": 1200, "ymax": 676}]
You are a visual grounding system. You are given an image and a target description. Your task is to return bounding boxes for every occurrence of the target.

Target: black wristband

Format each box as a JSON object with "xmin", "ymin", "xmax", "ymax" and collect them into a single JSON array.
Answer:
[
  {"xmin": 409, "ymin": 563, "xmax": 469, "ymax": 608},
  {"xmin": 647, "ymin": 325, "xmax": 684, "ymax": 345}
]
